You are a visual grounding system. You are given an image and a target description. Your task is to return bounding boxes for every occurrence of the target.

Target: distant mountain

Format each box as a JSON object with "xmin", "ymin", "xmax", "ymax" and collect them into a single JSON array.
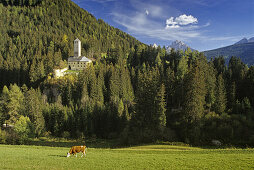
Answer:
[
  {"xmin": 203, "ymin": 42, "xmax": 254, "ymax": 65},
  {"xmin": 166, "ymin": 40, "xmax": 194, "ymax": 53},
  {"xmin": 234, "ymin": 37, "xmax": 254, "ymax": 45},
  {"xmin": 152, "ymin": 43, "xmax": 158, "ymax": 48},
  {"xmin": 249, "ymin": 37, "xmax": 254, "ymax": 43}
]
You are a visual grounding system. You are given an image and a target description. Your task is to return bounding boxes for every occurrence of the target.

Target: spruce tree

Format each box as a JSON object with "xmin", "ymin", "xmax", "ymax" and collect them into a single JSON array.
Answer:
[
  {"xmin": 0, "ymin": 86, "xmax": 9, "ymax": 125},
  {"xmin": 228, "ymin": 81, "xmax": 236, "ymax": 111},
  {"xmin": 24, "ymin": 88, "xmax": 45, "ymax": 136},
  {"xmin": 205, "ymin": 63, "xmax": 216, "ymax": 111},
  {"xmin": 183, "ymin": 64, "xmax": 206, "ymax": 123},
  {"xmin": 154, "ymin": 84, "xmax": 166, "ymax": 132},
  {"xmin": 6, "ymin": 84, "xmax": 24, "ymax": 124},
  {"xmin": 244, "ymin": 66, "xmax": 254, "ymax": 108},
  {"xmin": 130, "ymin": 67, "xmax": 165, "ymax": 142},
  {"xmin": 214, "ymin": 74, "xmax": 227, "ymax": 114}
]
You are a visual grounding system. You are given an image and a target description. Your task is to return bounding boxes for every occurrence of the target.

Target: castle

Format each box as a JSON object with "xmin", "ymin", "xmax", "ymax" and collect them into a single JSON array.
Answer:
[{"xmin": 68, "ymin": 38, "xmax": 92, "ymax": 70}]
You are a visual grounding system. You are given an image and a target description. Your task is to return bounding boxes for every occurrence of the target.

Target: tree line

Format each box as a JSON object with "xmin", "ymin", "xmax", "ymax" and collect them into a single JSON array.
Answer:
[
  {"xmin": 0, "ymin": 0, "xmax": 253, "ymax": 146},
  {"xmin": 1, "ymin": 46, "xmax": 254, "ymax": 145}
]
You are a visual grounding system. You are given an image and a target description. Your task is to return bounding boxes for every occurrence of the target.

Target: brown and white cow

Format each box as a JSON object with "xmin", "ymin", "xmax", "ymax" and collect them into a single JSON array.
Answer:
[{"xmin": 67, "ymin": 145, "xmax": 87, "ymax": 157}]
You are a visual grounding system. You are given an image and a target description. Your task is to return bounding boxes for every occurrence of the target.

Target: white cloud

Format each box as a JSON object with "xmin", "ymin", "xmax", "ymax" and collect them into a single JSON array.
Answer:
[
  {"xmin": 175, "ymin": 14, "xmax": 198, "ymax": 25},
  {"xmin": 129, "ymin": 0, "xmax": 174, "ymax": 18},
  {"xmin": 145, "ymin": 9, "xmax": 149, "ymax": 15},
  {"xmin": 165, "ymin": 14, "xmax": 198, "ymax": 29},
  {"xmin": 165, "ymin": 23, "xmax": 180, "ymax": 29},
  {"xmin": 166, "ymin": 17, "xmax": 178, "ymax": 27},
  {"xmin": 112, "ymin": 11, "xmax": 203, "ymax": 41},
  {"xmin": 111, "ymin": 1, "xmax": 211, "ymax": 43}
]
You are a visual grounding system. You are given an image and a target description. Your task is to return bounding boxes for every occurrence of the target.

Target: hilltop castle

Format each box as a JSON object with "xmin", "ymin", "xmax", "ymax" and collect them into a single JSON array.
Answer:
[{"xmin": 68, "ymin": 38, "xmax": 92, "ymax": 70}]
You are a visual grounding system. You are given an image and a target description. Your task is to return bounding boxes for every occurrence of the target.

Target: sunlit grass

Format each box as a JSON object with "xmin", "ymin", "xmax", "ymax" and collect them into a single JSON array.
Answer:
[{"xmin": 0, "ymin": 144, "xmax": 253, "ymax": 169}]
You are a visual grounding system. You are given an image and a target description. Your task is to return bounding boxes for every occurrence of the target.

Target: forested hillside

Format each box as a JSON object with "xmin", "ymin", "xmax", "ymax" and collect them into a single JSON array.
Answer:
[
  {"xmin": 0, "ymin": 0, "xmax": 143, "ymax": 88},
  {"xmin": 1, "ymin": 46, "xmax": 254, "ymax": 145},
  {"xmin": 0, "ymin": 0, "xmax": 254, "ymax": 146}
]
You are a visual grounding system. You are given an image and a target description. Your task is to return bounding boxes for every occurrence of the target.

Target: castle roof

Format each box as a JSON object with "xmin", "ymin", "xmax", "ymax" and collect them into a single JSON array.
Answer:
[{"xmin": 68, "ymin": 56, "xmax": 92, "ymax": 62}]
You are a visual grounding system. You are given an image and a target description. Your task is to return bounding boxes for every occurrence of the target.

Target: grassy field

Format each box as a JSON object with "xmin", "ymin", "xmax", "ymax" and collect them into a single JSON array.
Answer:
[{"xmin": 0, "ymin": 144, "xmax": 254, "ymax": 169}]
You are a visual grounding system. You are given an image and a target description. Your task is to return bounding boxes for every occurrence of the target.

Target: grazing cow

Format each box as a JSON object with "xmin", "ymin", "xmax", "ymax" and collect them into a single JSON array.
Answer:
[{"xmin": 67, "ymin": 145, "xmax": 87, "ymax": 157}]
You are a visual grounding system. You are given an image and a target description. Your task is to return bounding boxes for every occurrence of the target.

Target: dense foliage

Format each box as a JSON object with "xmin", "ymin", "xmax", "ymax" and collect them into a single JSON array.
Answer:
[
  {"xmin": 0, "ymin": 0, "xmax": 254, "ymax": 146},
  {"xmin": 0, "ymin": 0, "xmax": 143, "ymax": 88},
  {"xmin": 1, "ymin": 47, "xmax": 254, "ymax": 145}
]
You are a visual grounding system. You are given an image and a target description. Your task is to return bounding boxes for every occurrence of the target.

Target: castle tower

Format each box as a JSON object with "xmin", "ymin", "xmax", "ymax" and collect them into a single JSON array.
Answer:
[{"xmin": 74, "ymin": 38, "xmax": 81, "ymax": 57}]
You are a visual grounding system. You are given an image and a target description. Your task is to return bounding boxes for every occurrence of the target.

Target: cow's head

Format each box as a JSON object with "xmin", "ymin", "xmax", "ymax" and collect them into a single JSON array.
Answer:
[{"xmin": 67, "ymin": 152, "xmax": 71, "ymax": 157}]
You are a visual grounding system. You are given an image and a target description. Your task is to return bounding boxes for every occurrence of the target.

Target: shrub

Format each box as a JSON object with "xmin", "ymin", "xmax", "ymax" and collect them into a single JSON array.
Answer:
[
  {"xmin": 0, "ymin": 129, "xmax": 7, "ymax": 144},
  {"xmin": 14, "ymin": 116, "xmax": 34, "ymax": 144},
  {"xmin": 62, "ymin": 131, "xmax": 70, "ymax": 139}
]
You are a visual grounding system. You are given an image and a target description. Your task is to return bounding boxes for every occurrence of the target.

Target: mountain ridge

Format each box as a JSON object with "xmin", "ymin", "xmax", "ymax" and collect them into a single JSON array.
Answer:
[
  {"xmin": 166, "ymin": 40, "xmax": 194, "ymax": 53},
  {"xmin": 235, "ymin": 37, "xmax": 254, "ymax": 45},
  {"xmin": 203, "ymin": 42, "xmax": 254, "ymax": 65}
]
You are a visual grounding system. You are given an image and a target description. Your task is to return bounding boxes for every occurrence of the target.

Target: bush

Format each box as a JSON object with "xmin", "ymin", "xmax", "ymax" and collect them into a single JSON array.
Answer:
[
  {"xmin": 163, "ymin": 128, "xmax": 177, "ymax": 142},
  {"xmin": 0, "ymin": 129, "xmax": 7, "ymax": 144},
  {"xmin": 14, "ymin": 116, "xmax": 34, "ymax": 144},
  {"xmin": 62, "ymin": 131, "xmax": 70, "ymax": 139}
]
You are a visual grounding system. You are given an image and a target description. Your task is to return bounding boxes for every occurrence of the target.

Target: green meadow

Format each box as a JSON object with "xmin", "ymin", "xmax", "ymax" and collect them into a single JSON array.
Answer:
[{"xmin": 0, "ymin": 144, "xmax": 254, "ymax": 170}]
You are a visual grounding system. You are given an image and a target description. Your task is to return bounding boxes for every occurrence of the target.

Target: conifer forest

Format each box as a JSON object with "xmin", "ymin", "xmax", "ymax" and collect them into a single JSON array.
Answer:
[{"xmin": 0, "ymin": 0, "xmax": 254, "ymax": 146}]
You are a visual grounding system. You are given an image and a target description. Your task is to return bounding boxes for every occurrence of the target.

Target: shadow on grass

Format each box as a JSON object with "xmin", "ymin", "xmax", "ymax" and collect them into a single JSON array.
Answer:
[
  {"xmin": 49, "ymin": 155, "xmax": 67, "ymax": 158},
  {"xmin": 25, "ymin": 138, "xmax": 120, "ymax": 149}
]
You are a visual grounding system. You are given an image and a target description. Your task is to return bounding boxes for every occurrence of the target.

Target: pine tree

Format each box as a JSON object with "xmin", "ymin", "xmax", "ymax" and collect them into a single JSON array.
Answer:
[
  {"xmin": 154, "ymin": 84, "xmax": 166, "ymax": 132},
  {"xmin": 29, "ymin": 59, "xmax": 37, "ymax": 83},
  {"xmin": 24, "ymin": 88, "xmax": 45, "ymax": 136},
  {"xmin": 183, "ymin": 64, "xmax": 206, "ymax": 123},
  {"xmin": 6, "ymin": 84, "xmax": 24, "ymax": 124},
  {"xmin": 155, "ymin": 53, "xmax": 162, "ymax": 67},
  {"xmin": 214, "ymin": 74, "xmax": 227, "ymax": 114},
  {"xmin": 244, "ymin": 66, "xmax": 254, "ymax": 108},
  {"xmin": 95, "ymin": 68, "xmax": 105, "ymax": 107},
  {"xmin": 81, "ymin": 83, "xmax": 89, "ymax": 108},
  {"xmin": 165, "ymin": 67, "xmax": 175, "ymax": 114},
  {"xmin": 228, "ymin": 81, "xmax": 236, "ymax": 111},
  {"xmin": 130, "ymin": 67, "xmax": 165, "ymax": 141},
  {"xmin": 176, "ymin": 54, "xmax": 188, "ymax": 80},
  {"xmin": 87, "ymin": 64, "xmax": 98, "ymax": 107},
  {"xmin": 118, "ymin": 99, "xmax": 124, "ymax": 117},
  {"xmin": 0, "ymin": 86, "xmax": 9, "ymax": 125},
  {"xmin": 213, "ymin": 57, "xmax": 226, "ymax": 76},
  {"xmin": 205, "ymin": 62, "xmax": 216, "ymax": 111}
]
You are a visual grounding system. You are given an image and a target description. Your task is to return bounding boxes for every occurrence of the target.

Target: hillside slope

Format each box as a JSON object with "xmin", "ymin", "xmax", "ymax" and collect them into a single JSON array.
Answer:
[
  {"xmin": 0, "ymin": 0, "xmax": 143, "ymax": 87},
  {"xmin": 203, "ymin": 42, "xmax": 254, "ymax": 65}
]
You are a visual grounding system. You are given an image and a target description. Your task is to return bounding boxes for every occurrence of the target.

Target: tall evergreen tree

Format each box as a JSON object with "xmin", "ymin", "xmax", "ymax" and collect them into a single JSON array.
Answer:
[
  {"xmin": 214, "ymin": 74, "xmax": 227, "ymax": 114},
  {"xmin": 0, "ymin": 86, "xmax": 9, "ymax": 125},
  {"xmin": 183, "ymin": 63, "xmax": 206, "ymax": 123},
  {"xmin": 4, "ymin": 84, "xmax": 24, "ymax": 124},
  {"xmin": 205, "ymin": 62, "xmax": 216, "ymax": 111},
  {"xmin": 154, "ymin": 84, "xmax": 166, "ymax": 133},
  {"xmin": 23, "ymin": 88, "xmax": 45, "ymax": 136},
  {"xmin": 129, "ymin": 67, "xmax": 166, "ymax": 142}
]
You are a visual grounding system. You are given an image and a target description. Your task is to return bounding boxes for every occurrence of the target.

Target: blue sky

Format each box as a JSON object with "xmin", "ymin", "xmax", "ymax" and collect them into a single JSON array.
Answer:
[{"xmin": 72, "ymin": 0, "xmax": 254, "ymax": 51}]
